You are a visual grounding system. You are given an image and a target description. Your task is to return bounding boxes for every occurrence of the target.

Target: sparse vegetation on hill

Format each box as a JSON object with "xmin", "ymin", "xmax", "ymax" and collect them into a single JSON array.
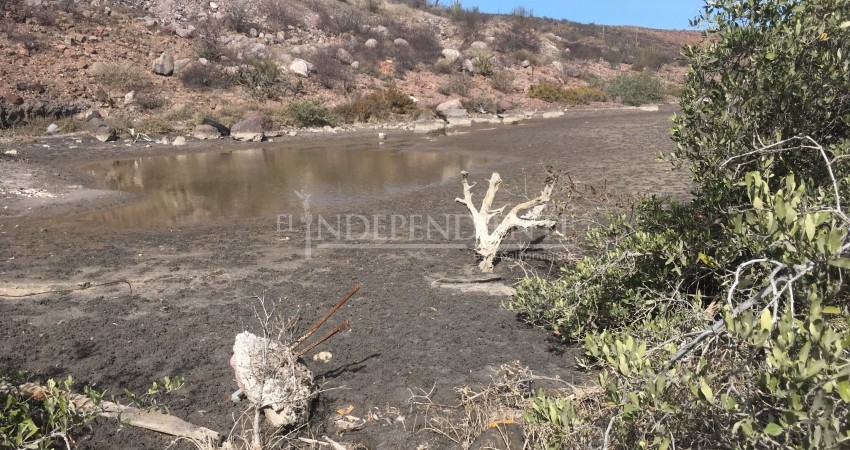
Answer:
[{"xmin": 0, "ymin": 0, "xmax": 694, "ymax": 137}]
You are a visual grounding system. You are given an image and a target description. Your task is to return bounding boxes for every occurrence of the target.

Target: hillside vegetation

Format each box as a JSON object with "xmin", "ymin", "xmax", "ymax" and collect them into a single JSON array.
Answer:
[{"xmin": 0, "ymin": 0, "xmax": 696, "ymax": 137}]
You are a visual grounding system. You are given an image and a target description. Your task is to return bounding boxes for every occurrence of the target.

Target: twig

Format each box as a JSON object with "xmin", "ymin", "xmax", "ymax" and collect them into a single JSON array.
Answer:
[
  {"xmin": 291, "ymin": 284, "xmax": 360, "ymax": 349},
  {"xmin": 0, "ymin": 279, "xmax": 133, "ymax": 298},
  {"xmin": 294, "ymin": 320, "xmax": 350, "ymax": 359}
]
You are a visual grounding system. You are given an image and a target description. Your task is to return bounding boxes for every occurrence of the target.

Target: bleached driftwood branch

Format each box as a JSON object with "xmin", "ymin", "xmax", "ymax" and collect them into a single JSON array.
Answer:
[
  {"xmin": 0, "ymin": 381, "xmax": 220, "ymax": 444},
  {"xmin": 455, "ymin": 171, "xmax": 556, "ymax": 272}
]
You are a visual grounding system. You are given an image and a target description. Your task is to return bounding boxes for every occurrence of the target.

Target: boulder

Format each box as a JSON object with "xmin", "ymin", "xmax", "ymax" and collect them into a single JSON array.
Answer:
[
  {"xmin": 193, "ymin": 124, "xmax": 221, "ymax": 140},
  {"xmin": 393, "ymin": 38, "xmax": 408, "ymax": 47},
  {"xmin": 94, "ymin": 125, "xmax": 117, "ymax": 142},
  {"xmin": 175, "ymin": 26, "xmax": 194, "ymax": 38},
  {"xmin": 231, "ymin": 117, "xmax": 266, "ymax": 142},
  {"xmin": 152, "ymin": 51, "xmax": 174, "ymax": 76},
  {"xmin": 289, "ymin": 58, "xmax": 314, "ymax": 77},
  {"xmin": 436, "ymin": 99, "xmax": 468, "ymax": 119},
  {"xmin": 441, "ymin": 48, "xmax": 460, "ymax": 62},
  {"xmin": 335, "ymin": 47, "xmax": 353, "ymax": 64}
]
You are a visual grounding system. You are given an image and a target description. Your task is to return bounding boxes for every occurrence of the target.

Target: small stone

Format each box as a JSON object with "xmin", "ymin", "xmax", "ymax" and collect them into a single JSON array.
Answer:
[
  {"xmin": 45, "ymin": 123, "xmax": 61, "ymax": 134},
  {"xmin": 123, "ymin": 91, "xmax": 135, "ymax": 105},
  {"xmin": 94, "ymin": 125, "xmax": 118, "ymax": 142}
]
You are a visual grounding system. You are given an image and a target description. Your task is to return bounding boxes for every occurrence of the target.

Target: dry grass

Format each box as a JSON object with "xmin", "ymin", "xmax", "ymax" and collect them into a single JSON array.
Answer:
[{"xmin": 88, "ymin": 62, "xmax": 155, "ymax": 93}]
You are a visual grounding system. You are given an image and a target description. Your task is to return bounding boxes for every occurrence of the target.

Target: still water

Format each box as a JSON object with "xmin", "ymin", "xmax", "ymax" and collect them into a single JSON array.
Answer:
[{"xmin": 79, "ymin": 142, "xmax": 490, "ymax": 228}]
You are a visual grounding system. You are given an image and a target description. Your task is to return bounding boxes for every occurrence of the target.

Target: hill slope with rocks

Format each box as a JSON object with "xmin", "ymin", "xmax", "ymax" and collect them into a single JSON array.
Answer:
[{"xmin": 0, "ymin": 0, "xmax": 700, "ymax": 141}]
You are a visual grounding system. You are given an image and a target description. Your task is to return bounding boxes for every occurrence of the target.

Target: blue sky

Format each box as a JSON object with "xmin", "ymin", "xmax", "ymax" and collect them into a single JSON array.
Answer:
[{"xmin": 459, "ymin": 0, "xmax": 706, "ymax": 30}]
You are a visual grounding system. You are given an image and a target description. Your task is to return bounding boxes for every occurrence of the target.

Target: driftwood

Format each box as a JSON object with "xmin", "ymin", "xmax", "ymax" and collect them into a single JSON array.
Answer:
[
  {"xmin": 0, "ymin": 381, "xmax": 220, "ymax": 443},
  {"xmin": 456, "ymin": 171, "xmax": 556, "ymax": 272}
]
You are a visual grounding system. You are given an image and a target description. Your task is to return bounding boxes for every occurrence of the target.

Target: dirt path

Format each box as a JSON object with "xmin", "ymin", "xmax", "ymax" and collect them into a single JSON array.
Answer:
[{"xmin": 0, "ymin": 107, "xmax": 689, "ymax": 449}]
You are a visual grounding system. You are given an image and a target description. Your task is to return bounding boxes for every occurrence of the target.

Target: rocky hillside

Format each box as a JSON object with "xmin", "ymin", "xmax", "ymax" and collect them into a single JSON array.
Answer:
[{"xmin": 0, "ymin": 0, "xmax": 700, "ymax": 139}]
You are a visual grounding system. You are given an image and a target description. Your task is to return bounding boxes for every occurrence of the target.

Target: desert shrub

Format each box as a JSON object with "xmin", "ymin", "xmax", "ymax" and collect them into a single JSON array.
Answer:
[
  {"xmin": 604, "ymin": 72, "xmax": 663, "ymax": 106},
  {"xmin": 397, "ymin": 26, "xmax": 442, "ymax": 69},
  {"xmin": 437, "ymin": 73, "xmax": 471, "ymax": 96},
  {"xmin": 471, "ymin": 53, "xmax": 494, "ymax": 77},
  {"xmin": 224, "ymin": 0, "xmax": 258, "ymax": 33},
  {"xmin": 508, "ymin": 1, "xmax": 850, "ymax": 448},
  {"xmin": 134, "ymin": 91, "xmax": 166, "ymax": 110},
  {"xmin": 448, "ymin": 1, "xmax": 487, "ymax": 42},
  {"xmin": 287, "ymin": 99, "xmax": 339, "ymax": 128},
  {"xmin": 232, "ymin": 57, "xmax": 302, "ymax": 100},
  {"xmin": 527, "ymin": 83, "xmax": 607, "ymax": 105},
  {"xmin": 89, "ymin": 62, "xmax": 153, "ymax": 92},
  {"xmin": 461, "ymin": 96, "xmax": 498, "ymax": 114},
  {"xmin": 312, "ymin": 46, "xmax": 353, "ymax": 89},
  {"xmin": 179, "ymin": 63, "xmax": 230, "ymax": 89},
  {"xmin": 263, "ymin": 0, "xmax": 305, "ymax": 30},
  {"xmin": 194, "ymin": 21, "xmax": 234, "ymax": 62},
  {"xmin": 511, "ymin": 48, "xmax": 539, "ymax": 66},
  {"xmin": 433, "ymin": 58, "xmax": 458, "ymax": 74},
  {"xmin": 495, "ymin": 22, "xmax": 540, "ymax": 54},
  {"xmin": 489, "ymin": 70, "xmax": 514, "ymax": 93},
  {"xmin": 334, "ymin": 87, "xmax": 417, "ymax": 123},
  {"xmin": 630, "ymin": 47, "xmax": 673, "ymax": 70}
]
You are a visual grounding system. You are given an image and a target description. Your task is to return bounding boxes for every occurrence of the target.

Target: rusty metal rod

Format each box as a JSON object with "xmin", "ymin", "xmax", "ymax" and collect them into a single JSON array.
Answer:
[
  {"xmin": 291, "ymin": 283, "xmax": 360, "ymax": 349},
  {"xmin": 294, "ymin": 320, "xmax": 350, "ymax": 359}
]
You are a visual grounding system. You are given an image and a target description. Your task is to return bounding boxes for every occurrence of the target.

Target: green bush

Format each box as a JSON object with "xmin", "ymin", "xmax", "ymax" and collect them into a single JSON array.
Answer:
[
  {"xmin": 287, "ymin": 99, "xmax": 339, "ymax": 128},
  {"xmin": 1, "ymin": 375, "xmax": 102, "ymax": 449},
  {"xmin": 527, "ymin": 83, "xmax": 607, "ymax": 105},
  {"xmin": 604, "ymin": 72, "xmax": 664, "ymax": 106},
  {"xmin": 508, "ymin": 0, "xmax": 850, "ymax": 448}
]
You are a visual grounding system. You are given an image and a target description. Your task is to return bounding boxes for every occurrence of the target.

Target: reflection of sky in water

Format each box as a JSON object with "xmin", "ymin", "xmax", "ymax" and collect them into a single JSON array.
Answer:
[{"xmin": 78, "ymin": 144, "xmax": 490, "ymax": 229}]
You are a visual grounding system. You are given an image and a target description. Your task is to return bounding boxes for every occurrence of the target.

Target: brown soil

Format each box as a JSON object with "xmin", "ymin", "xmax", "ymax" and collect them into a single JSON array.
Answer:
[{"xmin": 0, "ymin": 107, "xmax": 690, "ymax": 448}]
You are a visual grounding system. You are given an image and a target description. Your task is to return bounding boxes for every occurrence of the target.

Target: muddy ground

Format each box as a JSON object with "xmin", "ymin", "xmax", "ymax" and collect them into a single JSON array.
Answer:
[{"xmin": 0, "ymin": 107, "xmax": 690, "ymax": 449}]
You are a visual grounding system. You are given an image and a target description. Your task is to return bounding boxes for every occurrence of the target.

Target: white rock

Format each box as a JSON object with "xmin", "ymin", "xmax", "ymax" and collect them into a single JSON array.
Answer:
[
  {"xmin": 289, "ymin": 58, "xmax": 314, "ymax": 77},
  {"xmin": 378, "ymin": 132, "xmax": 386, "ymax": 140},
  {"xmin": 541, "ymin": 111, "xmax": 564, "ymax": 119},
  {"xmin": 123, "ymin": 91, "xmax": 135, "ymax": 105},
  {"xmin": 441, "ymin": 48, "xmax": 460, "ymax": 62},
  {"xmin": 172, "ymin": 136, "xmax": 187, "ymax": 146},
  {"xmin": 639, "ymin": 105, "xmax": 660, "ymax": 111},
  {"xmin": 46, "ymin": 123, "xmax": 61, "ymax": 134}
]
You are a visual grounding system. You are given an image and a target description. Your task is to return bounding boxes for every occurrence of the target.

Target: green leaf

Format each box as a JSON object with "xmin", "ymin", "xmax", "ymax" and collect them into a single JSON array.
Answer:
[
  {"xmin": 822, "ymin": 306, "xmax": 842, "ymax": 315},
  {"xmin": 828, "ymin": 258, "xmax": 850, "ymax": 270},
  {"xmin": 699, "ymin": 378, "xmax": 714, "ymax": 404},
  {"xmin": 764, "ymin": 422, "xmax": 783, "ymax": 436},
  {"xmin": 760, "ymin": 308, "xmax": 773, "ymax": 331},
  {"xmin": 836, "ymin": 380, "xmax": 850, "ymax": 403},
  {"xmin": 804, "ymin": 214, "xmax": 816, "ymax": 241}
]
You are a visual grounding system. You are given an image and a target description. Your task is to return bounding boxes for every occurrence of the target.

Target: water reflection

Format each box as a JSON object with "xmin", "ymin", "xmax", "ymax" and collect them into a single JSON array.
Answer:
[{"xmin": 79, "ymin": 143, "xmax": 489, "ymax": 228}]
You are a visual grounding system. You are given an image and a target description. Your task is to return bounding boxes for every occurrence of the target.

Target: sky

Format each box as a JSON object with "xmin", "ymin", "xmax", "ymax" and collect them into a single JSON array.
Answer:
[{"xmin": 458, "ymin": 0, "xmax": 706, "ymax": 30}]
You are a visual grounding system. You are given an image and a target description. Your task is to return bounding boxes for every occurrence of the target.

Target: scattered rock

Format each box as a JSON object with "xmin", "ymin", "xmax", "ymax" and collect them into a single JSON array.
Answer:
[
  {"xmin": 231, "ymin": 117, "xmax": 266, "ymax": 142},
  {"xmin": 350, "ymin": 61, "xmax": 359, "ymax": 69},
  {"xmin": 152, "ymin": 51, "xmax": 174, "ymax": 76},
  {"xmin": 192, "ymin": 124, "xmax": 221, "ymax": 140},
  {"xmin": 521, "ymin": 59, "xmax": 532, "ymax": 68},
  {"xmin": 393, "ymin": 38, "xmax": 409, "ymax": 46},
  {"xmin": 249, "ymin": 28, "xmax": 258, "ymax": 38},
  {"xmin": 436, "ymin": 99, "xmax": 467, "ymax": 119},
  {"xmin": 441, "ymin": 48, "xmax": 460, "ymax": 62},
  {"xmin": 462, "ymin": 58, "xmax": 475, "ymax": 73},
  {"xmin": 378, "ymin": 132, "xmax": 386, "ymax": 140},
  {"xmin": 289, "ymin": 58, "xmax": 314, "ymax": 77},
  {"xmin": 4, "ymin": 149, "xmax": 18, "ymax": 155},
  {"xmin": 123, "ymin": 91, "xmax": 135, "ymax": 105},
  {"xmin": 175, "ymin": 26, "xmax": 194, "ymax": 38},
  {"xmin": 551, "ymin": 60, "xmax": 564, "ymax": 73},
  {"xmin": 173, "ymin": 58, "xmax": 194, "ymax": 73},
  {"xmin": 335, "ymin": 47, "xmax": 353, "ymax": 64},
  {"xmin": 374, "ymin": 25, "xmax": 389, "ymax": 35},
  {"xmin": 541, "ymin": 110, "xmax": 564, "ymax": 119},
  {"xmin": 94, "ymin": 125, "xmax": 118, "ymax": 142},
  {"xmin": 45, "ymin": 123, "xmax": 60, "ymax": 134},
  {"xmin": 172, "ymin": 136, "xmax": 187, "ymax": 146},
  {"xmin": 413, "ymin": 121, "xmax": 446, "ymax": 134}
]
